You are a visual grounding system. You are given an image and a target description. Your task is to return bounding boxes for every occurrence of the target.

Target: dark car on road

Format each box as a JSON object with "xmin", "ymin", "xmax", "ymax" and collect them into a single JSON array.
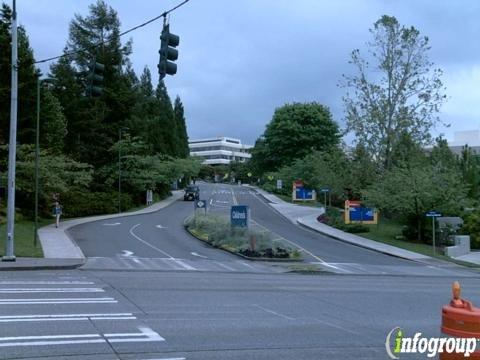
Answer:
[{"xmin": 184, "ymin": 185, "xmax": 200, "ymax": 201}]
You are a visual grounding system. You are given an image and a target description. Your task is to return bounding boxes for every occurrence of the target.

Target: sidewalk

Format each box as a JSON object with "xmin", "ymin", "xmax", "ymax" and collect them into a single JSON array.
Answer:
[
  {"xmin": 250, "ymin": 186, "xmax": 430, "ymax": 262},
  {"xmin": 0, "ymin": 191, "xmax": 183, "ymax": 271}
]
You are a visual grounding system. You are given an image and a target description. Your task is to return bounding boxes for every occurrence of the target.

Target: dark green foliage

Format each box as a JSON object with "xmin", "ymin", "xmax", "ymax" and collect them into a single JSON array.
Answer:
[
  {"xmin": 0, "ymin": 4, "xmax": 39, "ymax": 145},
  {"xmin": 461, "ymin": 212, "xmax": 480, "ymax": 249},
  {"xmin": 174, "ymin": 96, "xmax": 189, "ymax": 158},
  {"xmin": 61, "ymin": 191, "xmax": 134, "ymax": 217},
  {"xmin": 251, "ymin": 102, "xmax": 341, "ymax": 173}
]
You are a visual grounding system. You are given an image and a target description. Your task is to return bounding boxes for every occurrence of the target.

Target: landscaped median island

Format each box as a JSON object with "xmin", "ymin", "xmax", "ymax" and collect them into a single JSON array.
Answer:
[{"xmin": 185, "ymin": 213, "xmax": 302, "ymax": 261}]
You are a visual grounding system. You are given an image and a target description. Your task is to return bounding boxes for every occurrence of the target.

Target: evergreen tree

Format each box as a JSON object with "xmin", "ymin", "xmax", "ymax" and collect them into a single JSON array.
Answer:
[
  {"xmin": 174, "ymin": 95, "xmax": 189, "ymax": 158},
  {"xmin": 139, "ymin": 66, "xmax": 153, "ymax": 98},
  {"xmin": 50, "ymin": 0, "xmax": 135, "ymax": 166},
  {"xmin": 153, "ymin": 80, "xmax": 177, "ymax": 156},
  {"xmin": 0, "ymin": 3, "xmax": 38, "ymax": 145},
  {"xmin": 40, "ymin": 89, "xmax": 67, "ymax": 154}
]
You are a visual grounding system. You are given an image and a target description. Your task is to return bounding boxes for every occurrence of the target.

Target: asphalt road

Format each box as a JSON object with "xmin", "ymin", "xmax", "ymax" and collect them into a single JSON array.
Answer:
[
  {"xmin": 0, "ymin": 268, "xmax": 476, "ymax": 359},
  {"xmin": 69, "ymin": 182, "xmax": 477, "ymax": 277}
]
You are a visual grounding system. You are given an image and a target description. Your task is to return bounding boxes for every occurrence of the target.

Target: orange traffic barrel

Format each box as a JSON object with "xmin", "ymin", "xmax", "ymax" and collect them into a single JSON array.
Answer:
[{"xmin": 440, "ymin": 282, "xmax": 480, "ymax": 359}]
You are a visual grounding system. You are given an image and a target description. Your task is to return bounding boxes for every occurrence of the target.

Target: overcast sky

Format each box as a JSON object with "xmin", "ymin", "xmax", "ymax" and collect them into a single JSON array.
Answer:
[{"xmin": 17, "ymin": 0, "xmax": 480, "ymax": 145}]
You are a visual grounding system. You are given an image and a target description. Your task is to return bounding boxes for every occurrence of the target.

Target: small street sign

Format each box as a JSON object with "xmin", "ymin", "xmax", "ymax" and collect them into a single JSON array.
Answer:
[
  {"xmin": 195, "ymin": 199, "xmax": 206, "ymax": 209},
  {"xmin": 276, "ymin": 179, "xmax": 283, "ymax": 190},
  {"xmin": 320, "ymin": 188, "xmax": 330, "ymax": 193},
  {"xmin": 426, "ymin": 211, "xmax": 442, "ymax": 218}
]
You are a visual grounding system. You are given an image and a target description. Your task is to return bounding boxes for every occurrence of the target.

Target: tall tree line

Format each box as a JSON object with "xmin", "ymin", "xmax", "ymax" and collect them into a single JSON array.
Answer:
[{"xmin": 0, "ymin": 0, "xmax": 192, "ymax": 216}]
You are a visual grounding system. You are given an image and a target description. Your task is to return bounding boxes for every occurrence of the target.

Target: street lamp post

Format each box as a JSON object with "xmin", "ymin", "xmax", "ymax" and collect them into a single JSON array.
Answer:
[
  {"xmin": 3, "ymin": 0, "xmax": 18, "ymax": 262},
  {"xmin": 118, "ymin": 127, "xmax": 128, "ymax": 213}
]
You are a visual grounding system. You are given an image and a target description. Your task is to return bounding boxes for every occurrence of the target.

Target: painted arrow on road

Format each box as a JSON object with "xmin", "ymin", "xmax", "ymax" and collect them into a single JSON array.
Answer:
[
  {"xmin": 156, "ymin": 224, "xmax": 168, "ymax": 229},
  {"xmin": 121, "ymin": 250, "xmax": 134, "ymax": 257}
]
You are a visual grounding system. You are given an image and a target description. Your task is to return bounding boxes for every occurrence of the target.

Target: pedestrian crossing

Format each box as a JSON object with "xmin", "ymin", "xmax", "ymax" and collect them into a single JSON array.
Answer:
[
  {"xmin": 312, "ymin": 261, "xmax": 474, "ymax": 276},
  {"xmin": 0, "ymin": 276, "xmax": 171, "ymax": 359},
  {"xmin": 82, "ymin": 256, "xmax": 284, "ymax": 273}
]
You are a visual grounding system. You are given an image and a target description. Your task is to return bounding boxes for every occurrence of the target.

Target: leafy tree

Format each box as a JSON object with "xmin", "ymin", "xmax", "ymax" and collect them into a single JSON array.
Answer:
[
  {"xmin": 365, "ymin": 157, "xmax": 467, "ymax": 241},
  {"xmin": 459, "ymin": 146, "xmax": 480, "ymax": 201},
  {"xmin": 342, "ymin": 15, "xmax": 447, "ymax": 170},
  {"xmin": 251, "ymin": 102, "xmax": 341, "ymax": 173},
  {"xmin": 0, "ymin": 145, "xmax": 92, "ymax": 214}
]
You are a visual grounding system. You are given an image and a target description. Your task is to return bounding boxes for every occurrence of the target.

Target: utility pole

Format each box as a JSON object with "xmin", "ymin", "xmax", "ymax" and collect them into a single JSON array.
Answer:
[
  {"xmin": 34, "ymin": 78, "xmax": 40, "ymax": 248},
  {"xmin": 3, "ymin": 0, "xmax": 18, "ymax": 262}
]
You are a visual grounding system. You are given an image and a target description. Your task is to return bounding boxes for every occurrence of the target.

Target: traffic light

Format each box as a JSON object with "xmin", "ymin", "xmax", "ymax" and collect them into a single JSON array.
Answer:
[
  {"xmin": 88, "ymin": 61, "xmax": 105, "ymax": 97},
  {"xmin": 158, "ymin": 23, "xmax": 180, "ymax": 80}
]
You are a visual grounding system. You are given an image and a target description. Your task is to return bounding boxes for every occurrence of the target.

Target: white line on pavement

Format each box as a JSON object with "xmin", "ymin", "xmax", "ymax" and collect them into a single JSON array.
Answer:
[
  {"xmin": 129, "ymin": 224, "xmax": 174, "ymax": 259},
  {"xmin": 129, "ymin": 224, "xmax": 197, "ymax": 271},
  {"xmin": 191, "ymin": 252, "xmax": 208, "ymax": 259},
  {"xmin": 213, "ymin": 261, "xmax": 235, "ymax": 271},
  {"xmin": 102, "ymin": 222, "xmax": 121, "ymax": 226},
  {"xmin": 0, "ymin": 326, "xmax": 164, "ymax": 347},
  {"xmin": 0, "ymin": 281, "xmax": 94, "ymax": 285},
  {"xmin": 0, "ymin": 288, "xmax": 104, "ymax": 293},
  {"xmin": 0, "ymin": 313, "xmax": 136, "ymax": 323},
  {"xmin": 0, "ymin": 297, "xmax": 117, "ymax": 305}
]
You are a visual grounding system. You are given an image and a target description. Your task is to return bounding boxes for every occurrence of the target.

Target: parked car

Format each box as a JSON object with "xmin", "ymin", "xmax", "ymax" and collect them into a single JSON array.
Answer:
[{"xmin": 184, "ymin": 185, "xmax": 200, "ymax": 201}]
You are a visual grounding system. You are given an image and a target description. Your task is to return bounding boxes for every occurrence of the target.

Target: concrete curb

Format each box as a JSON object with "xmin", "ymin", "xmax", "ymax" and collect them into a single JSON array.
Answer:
[
  {"xmin": 296, "ymin": 214, "xmax": 429, "ymax": 261},
  {"xmin": 246, "ymin": 185, "xmax": 432, "ymax": 262}
]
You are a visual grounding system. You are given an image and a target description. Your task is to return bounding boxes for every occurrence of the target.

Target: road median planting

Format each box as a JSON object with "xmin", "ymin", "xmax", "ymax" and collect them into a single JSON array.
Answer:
[{"xmin": 185, "ymin": 214, "xmax": 301, "ymax": 261}]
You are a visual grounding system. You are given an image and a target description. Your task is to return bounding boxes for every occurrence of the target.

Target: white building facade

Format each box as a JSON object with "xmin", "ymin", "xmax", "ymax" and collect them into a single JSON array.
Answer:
[{"xmin": 189, "ymin": 136, "xmax": 253, "ymax": 165}]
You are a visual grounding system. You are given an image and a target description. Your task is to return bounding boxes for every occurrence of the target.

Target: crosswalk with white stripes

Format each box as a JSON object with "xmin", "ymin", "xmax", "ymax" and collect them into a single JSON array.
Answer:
[
  {"xmin": 82, "ymin": 256, "xmax": 283, "ymax": 273},
  {"xmin": 0, "ymin": 276, "xmax": 175, "ymax": 359}
]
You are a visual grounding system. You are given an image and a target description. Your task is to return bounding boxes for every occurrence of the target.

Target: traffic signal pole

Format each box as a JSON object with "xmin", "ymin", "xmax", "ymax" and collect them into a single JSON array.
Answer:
[{"xmin": 3, "ymin": 0, "xmax": 18, "ymax": 261}]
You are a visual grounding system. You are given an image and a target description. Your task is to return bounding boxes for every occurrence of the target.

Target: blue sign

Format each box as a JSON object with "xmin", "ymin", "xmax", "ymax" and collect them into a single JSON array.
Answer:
[
  {"xmin": 349, "ymin": 206, "xmax": 374, "ymax": 222},
  {"xmin": 231, "ymin": 205, "xmax": 249, "ymax": 227},
  {"xmin": 195, "ymin": 199, "xmax": 207, "ymax": 209},
  {"xmin": 295, "ymin": 188, "xmax": 314, "ymax": 200},
  {"xmin": 426, "ymin": 211, "xmax": 442, "ymax": 218}
]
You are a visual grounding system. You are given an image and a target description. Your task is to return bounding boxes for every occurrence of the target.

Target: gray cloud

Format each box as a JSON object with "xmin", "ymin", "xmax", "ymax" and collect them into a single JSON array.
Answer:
[{"xmin": 17, "ymin": 0, "xmax": 480, "ymax": 145}]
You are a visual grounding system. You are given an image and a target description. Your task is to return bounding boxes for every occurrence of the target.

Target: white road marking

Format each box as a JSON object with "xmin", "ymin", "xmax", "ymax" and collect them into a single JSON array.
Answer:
[
  {"xmin": 102, "ymin": 222, "xmax": 121, "ymax": 226},
  {"xmin": 129, "ymin": 224, "xmax": 197, "ymax": 271},
  {"xmin": 215, "ymin": 200, "xmax": 229, "ymax": 204},
  {"xmin": 231, "ymin": 187, "xmax": 239, "ymax": 205},
  {"xmin": 173, "ymin": 259, "xmax": 197, "ymax": 271},
  {"xmin": 191, "ymin": 252, "xmax": 208, "ymax": 259},
  {"xmin": 121, "ymin": 250, "xmax": 134, "ymax": 257},
  {"xmin": 132, "ymin": 258, "xmax": 141, "ymax": 264},
  {"xmin": 213, "ymin": 261, "xmax": 235, "ymax": 271},
  {"xmin": 0, "ymin": 288, "xmax": 104, "ymax": 293},
  {"xmin": 0, "ymin": 313, "xmax": 136, "ymax": 323},
  {"xmin": 0, "ymin": 281, "xmax": 94, "ymax": 285},
  {"xmin": 0, "ymin": 297, "xmax": 117, "ymax": 305},
  {"xmin": 0, "ymin": 326, "xmax": 164, "ymax": 347},
  {"xmin": 129, "ymin": 224, "xmax": 174, "ymax": 258},
  {"xmin": 254, "ymin": 304, "xmax": 295, "ymax": 320},
  {"xmin": 156, "ymin": 224, "xmax": 168, "ymax": 229},
  {"xmin": 239, "ymin": 261, "xmax": 255, "ymax": 269}
]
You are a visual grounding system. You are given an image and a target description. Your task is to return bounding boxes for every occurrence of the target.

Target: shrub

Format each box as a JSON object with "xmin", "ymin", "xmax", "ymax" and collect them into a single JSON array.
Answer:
[
  {"xmin": 344, "ymin": 224, "xmax": 370, "ymax": 233},
  {"xmin": 461, "ymin": 212, "xmax": 480, "ymax": 249},
  {"xmin": 61, "ymin": 191, "xmax": 136, "ymax": 217}
]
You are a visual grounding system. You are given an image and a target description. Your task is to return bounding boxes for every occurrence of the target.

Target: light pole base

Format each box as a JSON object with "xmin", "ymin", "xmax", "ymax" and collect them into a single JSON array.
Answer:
[{"xmin": 2, "ymin": 256, "xmax": 16, "ymax": 262}]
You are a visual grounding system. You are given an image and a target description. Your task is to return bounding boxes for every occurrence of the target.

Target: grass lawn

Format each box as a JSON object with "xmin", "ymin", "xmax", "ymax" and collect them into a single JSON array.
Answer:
[{"xmin": 0, "ymin": 218, "xmax": 53, "ymax": 258}]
